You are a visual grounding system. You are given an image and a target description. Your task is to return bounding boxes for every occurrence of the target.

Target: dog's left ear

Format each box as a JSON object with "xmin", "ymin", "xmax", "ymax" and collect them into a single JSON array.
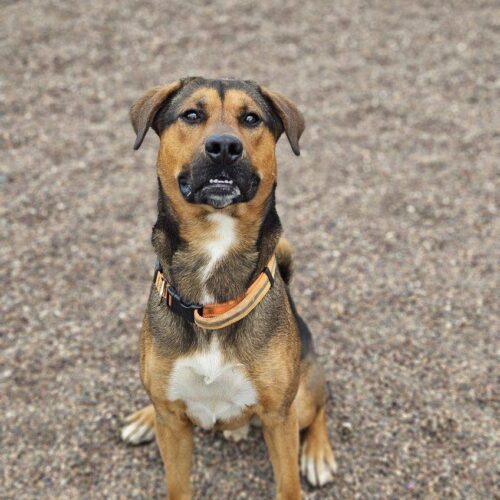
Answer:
[
  {"xmin": 260, "ymin": 87, "xmax": 305, "ymax": 156},
  {"xmin": 130, "ymin": 80, "xmax": 183, "ymax": 150}
]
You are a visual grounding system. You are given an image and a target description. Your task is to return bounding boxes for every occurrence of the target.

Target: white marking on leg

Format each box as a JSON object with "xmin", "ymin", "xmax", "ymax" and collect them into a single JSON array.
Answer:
[
  {"xmin": 121, "ymin": 422, "xmax": 155, "ymax": 445},
  {"xmin": 223, "ymin": 424, "xmax": 250, "ymax": 442},
  {"xmin": 300, "ymin": 447, "xmax": 307, "ymax": 476},
  {"xmin": 316, "ymin": 456, "xmax": 334, "ymax": 486},
  {"xmin": 306, "ymin": 453, "xmax": 317, "ymax": 486},
  {"xmin": 300, "ymin": 447, "xmax": 337, "ymax": 486}
]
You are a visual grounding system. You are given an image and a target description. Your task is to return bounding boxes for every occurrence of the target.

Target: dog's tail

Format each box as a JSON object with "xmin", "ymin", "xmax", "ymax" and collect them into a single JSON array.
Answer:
[{"xmin": 275, "ymin": 237, "xmax": 293, "ymax": 285}]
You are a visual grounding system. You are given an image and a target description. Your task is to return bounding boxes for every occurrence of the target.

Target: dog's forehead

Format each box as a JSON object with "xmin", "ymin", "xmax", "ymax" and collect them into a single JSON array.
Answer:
[
  {"xmin": 172, "ymin": 78, "xmax": 270, "ymax": 112},
  {"xmin": 153, "ymin": 77, "xmax": 283, "ymax": 138}
]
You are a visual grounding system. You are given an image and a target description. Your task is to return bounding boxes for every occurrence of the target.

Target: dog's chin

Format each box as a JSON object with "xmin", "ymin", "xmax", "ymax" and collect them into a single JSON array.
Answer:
[{"xmin": 197, "ymin": 184, "xmax": 241, "ymax": 209}]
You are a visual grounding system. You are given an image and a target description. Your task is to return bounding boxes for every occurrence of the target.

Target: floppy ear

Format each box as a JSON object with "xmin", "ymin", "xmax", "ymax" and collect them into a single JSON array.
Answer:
[
  {"xmin": 260, "ymin": 87, "xmax": 305, "ymax": 156},
  {"xmin": 130, "ymin": 80, "xmax": 183, "ymax": 150}
]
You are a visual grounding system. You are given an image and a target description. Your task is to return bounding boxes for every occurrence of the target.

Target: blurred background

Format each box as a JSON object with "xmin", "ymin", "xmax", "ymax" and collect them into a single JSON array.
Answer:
[{"xmin": 1, "ymin": 0, "xmax": 498, "ymax": 498}]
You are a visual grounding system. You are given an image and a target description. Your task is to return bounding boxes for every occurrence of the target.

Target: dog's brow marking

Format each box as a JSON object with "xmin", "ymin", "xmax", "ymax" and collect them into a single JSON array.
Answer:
[{"xmin": 199, "ymin": 213, "xmax": 236, "ymax": 302}]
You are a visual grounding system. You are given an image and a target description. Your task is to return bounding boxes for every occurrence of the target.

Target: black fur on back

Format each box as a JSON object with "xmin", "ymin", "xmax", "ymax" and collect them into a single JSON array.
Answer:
[{"xmin": 277, "ymin": 251, "xmax": 293, "ymax": 285}]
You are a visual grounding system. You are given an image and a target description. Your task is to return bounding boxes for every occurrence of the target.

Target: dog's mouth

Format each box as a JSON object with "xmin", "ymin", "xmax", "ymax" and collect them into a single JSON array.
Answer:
[
  {"xmin": 197, "ymin": 176, "xmax": 241, "ymax": 209},
  {"xmin": 178, "ymin": 170, "xmax": 259, "ymax": 209}
]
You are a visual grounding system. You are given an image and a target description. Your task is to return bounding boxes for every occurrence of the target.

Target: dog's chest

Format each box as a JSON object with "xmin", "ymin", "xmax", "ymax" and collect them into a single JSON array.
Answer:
[{"xmin": 167, "ymin": 339, "xmax": 257, "ymax": 429}]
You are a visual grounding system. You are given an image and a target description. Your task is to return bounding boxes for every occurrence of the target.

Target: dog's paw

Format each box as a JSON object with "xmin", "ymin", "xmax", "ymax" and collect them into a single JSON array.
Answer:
[
  {"xmin": 223, "ymin": 424, "xmax": 249, "ymax": 442},
  {"xmin": 300, "ymin": 434, "xmax": 337, "ymax": 487},
  {"xmin": 121, "ymin": 405, "xmax": 155, "ymax": 445}
]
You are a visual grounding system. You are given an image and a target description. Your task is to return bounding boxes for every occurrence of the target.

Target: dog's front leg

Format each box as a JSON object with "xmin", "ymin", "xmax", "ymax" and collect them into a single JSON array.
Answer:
[
  {"xmin": 261, "ymin": 402, "xmax": 301, "ymax": 500},
  {"xmin": 154, "ymin": 403, "xmax": 193, "ymax": 500}
]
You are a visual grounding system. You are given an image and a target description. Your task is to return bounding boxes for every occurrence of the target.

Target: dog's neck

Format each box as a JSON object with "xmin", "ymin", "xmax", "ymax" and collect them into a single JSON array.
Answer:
[{"xmin": 152, "ymin": 179, "xmax": 282, "ymax": 304}]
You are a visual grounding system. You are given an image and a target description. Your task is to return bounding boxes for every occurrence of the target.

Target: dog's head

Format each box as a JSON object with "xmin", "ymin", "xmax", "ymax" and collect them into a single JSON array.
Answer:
[{"xmin": 130, "ymin": 77, "xmax": 304, "ymax": 212}]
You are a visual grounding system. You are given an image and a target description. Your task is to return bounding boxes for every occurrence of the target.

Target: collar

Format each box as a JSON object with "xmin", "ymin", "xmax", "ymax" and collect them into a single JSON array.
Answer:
[{"xmin": 154, "ymin": 255, "xmax": 276, "ymax": 330}]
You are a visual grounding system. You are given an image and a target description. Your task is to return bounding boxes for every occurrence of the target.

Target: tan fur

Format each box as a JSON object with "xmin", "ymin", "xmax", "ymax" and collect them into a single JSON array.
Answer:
[
  {"xmin": 130, "ymin": 81, "xmax": 183, "ymax": 150},
  {"xmin": 260, "ymin": 87, "xmax": 305, "ymax": 156},
  {"xmin": 123, "ymin": 80, "xmax": 336, "ymax": 499},
  {"xmin": 156, "ymin": 88, "xmax": 278, "ymax": 237}
]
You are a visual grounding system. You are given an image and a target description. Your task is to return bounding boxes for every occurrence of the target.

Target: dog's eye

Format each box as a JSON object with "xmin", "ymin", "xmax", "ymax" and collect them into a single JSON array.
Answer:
[
  {"xmin": 182, "ymin": 109, "xmax": 203, "ymax": 123},
  {"xmin": 242, "ymin": 112, "xmax": 261, "ymax": 127}
]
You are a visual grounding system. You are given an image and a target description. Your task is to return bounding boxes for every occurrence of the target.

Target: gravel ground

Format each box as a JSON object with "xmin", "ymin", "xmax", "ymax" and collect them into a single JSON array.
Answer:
[{"xmin": 1, "ymin": 1, "xmax": 498, "ymax": 498}]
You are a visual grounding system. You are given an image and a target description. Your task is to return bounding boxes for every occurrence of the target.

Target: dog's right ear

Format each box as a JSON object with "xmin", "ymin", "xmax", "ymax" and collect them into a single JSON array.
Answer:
[
  {"xmin": 260, "ymin": 87, "xmax": 305, "ymax": 156},
  {"xmin": 130, "ymin": 80, "xmax": 183, "ymax": 150}
]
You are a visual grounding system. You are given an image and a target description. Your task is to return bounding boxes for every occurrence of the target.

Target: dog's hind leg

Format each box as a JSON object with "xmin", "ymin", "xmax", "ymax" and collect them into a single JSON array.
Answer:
[
  {"xmin": 296, "ymin": 357, "xmax": 337, "ymax": 487},
  {"xmin": 121, "ymin": 404, "xmax": 155, "ymax": 445},
  {"xmin": 300, "ymin": 404, "xmax": 337, "ymax": 487},
  {"xmin": 287, "ymin": 287, "xmax": 337, "ymax": 487}
]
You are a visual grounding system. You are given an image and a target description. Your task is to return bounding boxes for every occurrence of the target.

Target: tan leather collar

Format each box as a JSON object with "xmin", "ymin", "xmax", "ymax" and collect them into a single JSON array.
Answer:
[{"xmin": 154, "ymin": 255, "xmax": 276, "ymax": 330}]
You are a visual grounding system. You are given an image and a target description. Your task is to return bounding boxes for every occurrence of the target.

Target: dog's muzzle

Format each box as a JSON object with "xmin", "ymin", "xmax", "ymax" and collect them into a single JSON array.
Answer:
[{"xmin": 178, "ymin": 151, "xmax": 260, "ymax": 209}]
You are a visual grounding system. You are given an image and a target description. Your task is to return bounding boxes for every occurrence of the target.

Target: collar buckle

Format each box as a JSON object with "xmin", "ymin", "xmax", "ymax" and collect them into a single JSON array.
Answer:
[{"xmin": 166, "ymin": 286, "xmax": 203, "ymax": 324}]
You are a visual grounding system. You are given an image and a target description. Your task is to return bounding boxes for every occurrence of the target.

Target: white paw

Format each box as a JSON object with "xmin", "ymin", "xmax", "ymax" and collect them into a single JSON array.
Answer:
[
  {"xmin": 223, "ymin": 425, "xmax": 249, "ymax": 442},
  {"xmin": 300, "ymin": 447, "xmax": 337, "ymax": 487},
  {"xmin": 121, "ymin": 421, "xmax": 155, "ymax": 445}
]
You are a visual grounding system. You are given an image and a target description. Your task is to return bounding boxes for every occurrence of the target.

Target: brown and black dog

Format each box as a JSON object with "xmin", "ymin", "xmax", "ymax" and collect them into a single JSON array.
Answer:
[{"xmin": 121, "ymin": 77, "xmax": 336, "ymax": 499}]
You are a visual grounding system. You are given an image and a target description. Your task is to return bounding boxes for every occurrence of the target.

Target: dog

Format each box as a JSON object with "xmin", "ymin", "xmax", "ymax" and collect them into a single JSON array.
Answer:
[{"xmin": 121, "ymin": 77, "xmax": 337, "ymax": 499}]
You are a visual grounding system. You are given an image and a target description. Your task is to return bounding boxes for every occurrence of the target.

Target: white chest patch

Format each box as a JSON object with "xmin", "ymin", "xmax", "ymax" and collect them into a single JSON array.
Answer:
[
  {"xmin": 199, "ymin": 213, "xmax": 236, "ymax": 303},
  {"xmin": 167, "ymin": 339, "xmax": 257, "ymax": 429}
]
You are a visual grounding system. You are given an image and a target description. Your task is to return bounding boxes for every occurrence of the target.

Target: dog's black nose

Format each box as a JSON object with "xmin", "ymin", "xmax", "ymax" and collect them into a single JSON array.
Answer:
[{"xmin": 205, "ymin": 134, "xmax": 243, "ymax": 165}]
